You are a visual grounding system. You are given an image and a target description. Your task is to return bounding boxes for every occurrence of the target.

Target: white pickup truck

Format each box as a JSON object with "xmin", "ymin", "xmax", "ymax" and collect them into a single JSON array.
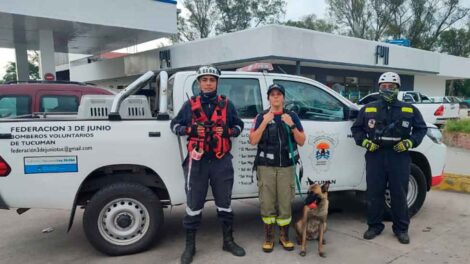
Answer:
[
  {"xmin": 359, "ymin": 91, "xmax": 459, "ymax": 126},
  {"xmin": 0, "ymin": 70, "xmax": 446, "ymax": 256}
]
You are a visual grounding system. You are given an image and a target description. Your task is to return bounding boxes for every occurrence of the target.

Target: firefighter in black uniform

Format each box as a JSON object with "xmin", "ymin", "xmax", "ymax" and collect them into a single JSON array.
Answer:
[
  {"xmin": 351, "ymin": 72, "xmax": 427, "ymax": 244},
  {"xmin": 170, "ymin": 65, "xmax": 245, "ymax": 264}
]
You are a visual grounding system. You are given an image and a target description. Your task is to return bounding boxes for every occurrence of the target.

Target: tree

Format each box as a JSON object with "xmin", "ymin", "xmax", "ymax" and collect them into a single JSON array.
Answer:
[
  {"xmin": 249, "ymin": 0, "xmax": 286, "ymax": 27},
  {"xmin": 173, "ymin": 0, "xmax": 286, "ymax": 42},
  {"xmin": 215, "ymin": 0, "xmax": 252, "ymax": 34},
  {"xmin": 1, "ymin": 51, "xmax": 40, "ymax": 83},
  {"xmin": 401, "ymin": 0, "xmax": 469, "ymax": 50},
  {"xmin": 438, "ymin": 27, "xmax": 470, "ymax": 56},
  {"xmin": 171, "ymin": 9, "xmax": 200, "ymax": 42},
  {"xmin": 438, "ymin": 24, "xmax": 470, "ymax": 96},
  {"xmin": 215, "ymin": 0, "xmax": 286, "ymax": 34},
  {"xmin": 326, "ymin": 0, "xmax": 469, "ymax": 49},
  {"xmin": 285, "ymin": 14, "xmax": 337, "ymax": 33},
  {"xmin": 184, "ymin": 0, "xmax": 218, "ymax": 39},
  {"xmin": 327, "ymin": 0, "xmax": 398, "ymax": 40}
]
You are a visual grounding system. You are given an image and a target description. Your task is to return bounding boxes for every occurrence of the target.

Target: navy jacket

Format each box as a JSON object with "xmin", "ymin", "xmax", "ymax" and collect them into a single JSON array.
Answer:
[{"xmin": 351, "ymin": 98, "xmax": 427, "ymax": 148}]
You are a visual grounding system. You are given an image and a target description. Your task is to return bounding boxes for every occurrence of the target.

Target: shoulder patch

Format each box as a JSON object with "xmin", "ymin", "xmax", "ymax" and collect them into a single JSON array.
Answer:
[
  {"xmin": 365, "ymin": 107, "xmax": 377, "ymax": 113},
  {"xmin": 401, "ymin": 107, "xmax": 413, "ymax": 113}
]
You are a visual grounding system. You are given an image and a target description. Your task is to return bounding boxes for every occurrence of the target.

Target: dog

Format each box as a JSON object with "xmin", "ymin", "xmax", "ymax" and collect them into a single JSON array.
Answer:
[{"xmin": 294, "ymin": 182, "xmax": 330, "ymax": 257}]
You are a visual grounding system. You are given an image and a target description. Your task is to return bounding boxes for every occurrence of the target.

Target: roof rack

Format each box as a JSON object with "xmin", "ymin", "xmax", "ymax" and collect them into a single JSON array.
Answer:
[{"xmin": 4, "ymin": 80, "xmax": 93, "ymax": 86}]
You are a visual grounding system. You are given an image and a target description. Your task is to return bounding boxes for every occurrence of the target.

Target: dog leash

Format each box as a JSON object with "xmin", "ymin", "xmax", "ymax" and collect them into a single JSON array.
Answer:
[{"xmin": 284, "ymin": 124, "xmax": 303, "ymax": 198}]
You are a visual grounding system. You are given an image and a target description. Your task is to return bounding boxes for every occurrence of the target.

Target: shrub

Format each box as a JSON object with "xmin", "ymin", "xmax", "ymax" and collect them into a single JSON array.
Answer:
[{"xmin": 445, "ymin": 119, "xmax": 470, "ymax": 133}]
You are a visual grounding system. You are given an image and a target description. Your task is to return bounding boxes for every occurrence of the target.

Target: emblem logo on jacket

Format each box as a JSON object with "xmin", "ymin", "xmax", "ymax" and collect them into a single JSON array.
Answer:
[{"xmin": 368, "ymin": 119, "xmax": 376, "ymax": 129}]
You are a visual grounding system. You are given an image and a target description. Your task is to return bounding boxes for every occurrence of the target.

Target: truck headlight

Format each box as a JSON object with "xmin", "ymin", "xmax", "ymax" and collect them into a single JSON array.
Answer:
[{"xmin": 427, "ymin": 127, "xmax": 443, "ymax": 144}]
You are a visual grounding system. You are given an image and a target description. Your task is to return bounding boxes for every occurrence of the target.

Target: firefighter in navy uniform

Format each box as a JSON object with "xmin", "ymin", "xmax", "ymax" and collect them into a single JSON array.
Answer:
[
  {"xmin": 170, "ymin": 65, "xmax": 245, "ymax": 264},
  {"xmin": 351, "ymin": 72, "xmax": 427, "ymax": 244}
]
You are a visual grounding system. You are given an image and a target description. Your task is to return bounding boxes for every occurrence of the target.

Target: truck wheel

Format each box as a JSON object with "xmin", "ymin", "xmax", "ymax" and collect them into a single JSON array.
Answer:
[
  {"xmin": 83, "ymin": 182, "xmax": 163, "ymax": 256},
  {"xmin": 384, "ymin": 163, "xmax": 427, "ymax": 219}
]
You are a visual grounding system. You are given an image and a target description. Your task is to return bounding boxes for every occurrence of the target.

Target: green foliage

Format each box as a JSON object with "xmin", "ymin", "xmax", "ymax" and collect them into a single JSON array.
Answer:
[
  {"xmin": 445, "ymin": 119, "xmax": 470, "ymax": 133},
  {"xmin": 326, "ymin": 0, "xmax": 470, "ymax": 50},
  {"xmin": 447, "ymin": 79, "xmax": 470, "ymax": 97},
  {"xmin": 438, "ymin": 26, "xmax": 470, "ymax": 56},
  {"xmin": 215, "ymin": 0, "xmax": 252, "ymax": 33},
  {"xmin": 1, "ymin": 51, "xmax": 40, "ymax": 82},
  {"xmin": 285, "ymin": 14, "xmax": 337, "ymax": 33},
  {"xmin": 173, "ymin": 0, "xmax": 285, "ymax": 42}
]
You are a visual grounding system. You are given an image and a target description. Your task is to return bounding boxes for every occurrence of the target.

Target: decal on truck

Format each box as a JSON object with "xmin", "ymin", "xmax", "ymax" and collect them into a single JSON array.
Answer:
[
  {"xmin": 308, "ymin": 133, "xmax": 339, "ymax": 173},
  {"xmin": 24, "ymin": 156, "xmax": 78, "ymax": 174}
]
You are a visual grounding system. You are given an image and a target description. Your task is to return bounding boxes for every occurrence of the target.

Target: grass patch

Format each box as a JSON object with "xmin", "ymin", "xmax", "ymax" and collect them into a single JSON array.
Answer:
[{"xmin": 445, "ymin": 119, "xmax": 470, "ymax": 133}]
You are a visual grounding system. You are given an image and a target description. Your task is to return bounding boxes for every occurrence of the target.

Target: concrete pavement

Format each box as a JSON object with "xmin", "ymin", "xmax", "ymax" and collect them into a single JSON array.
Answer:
[{"xmin": 1, "ymin": 190, "xmax": 470, "ymax": 264}]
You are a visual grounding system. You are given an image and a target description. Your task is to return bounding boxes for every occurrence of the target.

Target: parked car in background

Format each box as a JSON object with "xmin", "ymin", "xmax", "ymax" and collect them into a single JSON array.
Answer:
[
  {"xmin": 0, "ymin": 81, "xmax": 115, "ymax": 118},
  {"xmin": 453, "ymin": 97, "xmax": 470, "ymax": 119},
  {"xmin": 428, "ymin": 96, "xmax": 461, "ymax": 123},
  {"xmin": 357, "ymin": 91, "xmax": 458, "ymax": 126}
]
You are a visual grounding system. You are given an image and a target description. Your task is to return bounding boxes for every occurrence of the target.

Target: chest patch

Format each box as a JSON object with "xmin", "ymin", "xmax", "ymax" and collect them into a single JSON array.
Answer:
[
  {"xmin": 365, "ymin": 107, "xmax": 377, "ymax": 113},
  {"xmin": 368, "ymin": 119, "xmax": 376, "ymax": 129},
  {"xmin": 402, "ymin": 121, "xmax": 410, "ymax": 128}
]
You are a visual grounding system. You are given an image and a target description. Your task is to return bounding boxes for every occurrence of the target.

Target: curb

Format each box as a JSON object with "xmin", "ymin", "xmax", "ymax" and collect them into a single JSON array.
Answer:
[{"xmin": 432, "ymin": 173, "xmax": 470, "ymax": 194}]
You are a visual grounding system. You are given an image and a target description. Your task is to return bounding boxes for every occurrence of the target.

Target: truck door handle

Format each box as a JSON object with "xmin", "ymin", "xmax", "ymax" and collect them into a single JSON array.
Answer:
[
  {"xmin": 148, "ymin": 132, "xmax": 161, "ymax": 137},
  {"xmin": 0, "ymin": 134, "xmax": 12, "ymax": 139}
]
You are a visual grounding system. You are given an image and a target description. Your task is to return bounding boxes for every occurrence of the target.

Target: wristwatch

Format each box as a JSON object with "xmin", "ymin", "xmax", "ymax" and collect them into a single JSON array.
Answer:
[{"xmin": 289, "ymin": 124, "xmax": 296, "ymax": 130}]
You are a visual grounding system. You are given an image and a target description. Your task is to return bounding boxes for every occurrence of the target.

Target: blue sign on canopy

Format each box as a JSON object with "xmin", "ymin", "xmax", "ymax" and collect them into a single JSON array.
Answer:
[
  {"xmin": 155, "ymin": 0, "xmax": 177, "ymax": 4},
  {"xmin": 385, "ymin": 39, "xmax": 411, "ymax": 47}
]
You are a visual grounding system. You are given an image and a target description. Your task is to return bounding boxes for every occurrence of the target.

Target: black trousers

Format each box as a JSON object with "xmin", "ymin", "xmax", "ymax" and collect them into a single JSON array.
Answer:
[
  {"xmin": 182, "ymin": 153, "xmax": 234, "ymax": 230},
  {"xmin": 365, "ymin": 148, "xmax": 410, "ymax": 234}
]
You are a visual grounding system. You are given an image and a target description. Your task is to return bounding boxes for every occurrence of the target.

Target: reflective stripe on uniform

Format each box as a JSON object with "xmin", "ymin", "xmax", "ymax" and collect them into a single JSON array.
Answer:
[
  {"xmin": 259, "ymin": 151, "xmax": 275, "ymax": 160},
  {"xmin": 262, "ymin": 216, "xmax": 276, "ymax": 225},
  {"xmin": 216, "ymin": 206, "xmax": 232, "ymax": 213},
  {"xmin": 172, "ymin": 124, "xmax": 180, "ymax": 133},
  {"xmin": 365, "ymin": 107, "xmax": 377, "ymax": 113},
  {"xmin": 276, "ymin": 217, "xmax": 292, "ymax": 226},
  {"xmin": 401, "ymin": 107, "xmax": 413, "ymax": 113},
  {"xmin": 288, "ymin": 150, "xmax": 299, "ymax": 159},
  {"xmin": 379, "ymin": 136, "xmax": 402, "ymax": 141},
  {"xmin": 186, "ymin": 207, "xmax": 202, "ymax": 216}
]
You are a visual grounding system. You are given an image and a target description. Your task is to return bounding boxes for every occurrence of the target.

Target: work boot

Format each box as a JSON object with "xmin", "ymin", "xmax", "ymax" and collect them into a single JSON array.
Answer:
[
  {"xmin": 363, "ymin": 228, "xmax": 382, "ymax": 240},
  {"xmin": 279, "ymin": 225, "xmax": 295, "ymax": 251},
  {"xmin": 181, "ymin": 229, "xmax": 196, "ymax": 264},
  {"xmin": 222, "ymin": 223, "xmax": 246, "ymax": 256},
  {"xmin": 395, "ymin": 232, "xmax": 410, "ymax": 244},
  {"xmin": 262, "ymin": 224, "xmax": 275, "ymax": 253}
]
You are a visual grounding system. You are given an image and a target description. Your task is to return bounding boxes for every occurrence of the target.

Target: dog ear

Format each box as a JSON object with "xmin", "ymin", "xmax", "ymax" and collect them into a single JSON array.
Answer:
[
  {"xmin": 321, "ymin": 182, "xmax": 330, "ymax": 193},
  {"xmin": 307, "ymin": 178, "xmax": 314, "ymax": 186}
]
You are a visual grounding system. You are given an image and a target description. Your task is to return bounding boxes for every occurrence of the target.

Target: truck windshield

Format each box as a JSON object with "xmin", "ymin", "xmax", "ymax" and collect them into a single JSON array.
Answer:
[
  {"xmin": 274, "ymin": 80, "xmax": 345, "ymax": 121},
  {"xmin": 192, "ymin": 78, "xmax": 262, "ymax": 118}
]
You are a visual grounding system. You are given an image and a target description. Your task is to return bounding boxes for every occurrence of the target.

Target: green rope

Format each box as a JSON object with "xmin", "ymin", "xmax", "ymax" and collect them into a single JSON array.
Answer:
[{"xmin": 284, "ymin": 124, "xmax": 303, "ymax": 198}]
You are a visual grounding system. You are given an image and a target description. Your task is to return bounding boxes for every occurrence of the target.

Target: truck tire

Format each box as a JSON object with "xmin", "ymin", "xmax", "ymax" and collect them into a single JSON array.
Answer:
[
  {"xmin": 83, "ymin": 182, "xmax": 163, "ymax": 256},
  {"xmin": 384, "ymin": 163, "xmax": 427, "ymax": 219}
]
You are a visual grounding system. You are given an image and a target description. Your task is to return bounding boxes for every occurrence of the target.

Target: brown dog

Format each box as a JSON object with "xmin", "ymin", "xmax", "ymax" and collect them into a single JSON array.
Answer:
[{"xmin": 294, "ymin": 182, "xmax": 330, "ymax": 257}]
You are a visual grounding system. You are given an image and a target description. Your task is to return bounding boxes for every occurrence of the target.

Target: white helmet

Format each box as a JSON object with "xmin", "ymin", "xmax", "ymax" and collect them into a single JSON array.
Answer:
[
  {"xmin": 196, "ymin": 65, "xmax": 221, "ymax": 80},
  {"xmin": 378, "ymin": 72, "xmax": 401, "ymax": 87}
]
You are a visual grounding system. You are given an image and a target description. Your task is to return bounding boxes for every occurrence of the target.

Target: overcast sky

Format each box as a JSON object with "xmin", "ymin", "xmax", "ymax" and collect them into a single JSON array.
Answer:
[{"xmin": 0, "ymin": 0, "xmax": 468, "ymax": 78}]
